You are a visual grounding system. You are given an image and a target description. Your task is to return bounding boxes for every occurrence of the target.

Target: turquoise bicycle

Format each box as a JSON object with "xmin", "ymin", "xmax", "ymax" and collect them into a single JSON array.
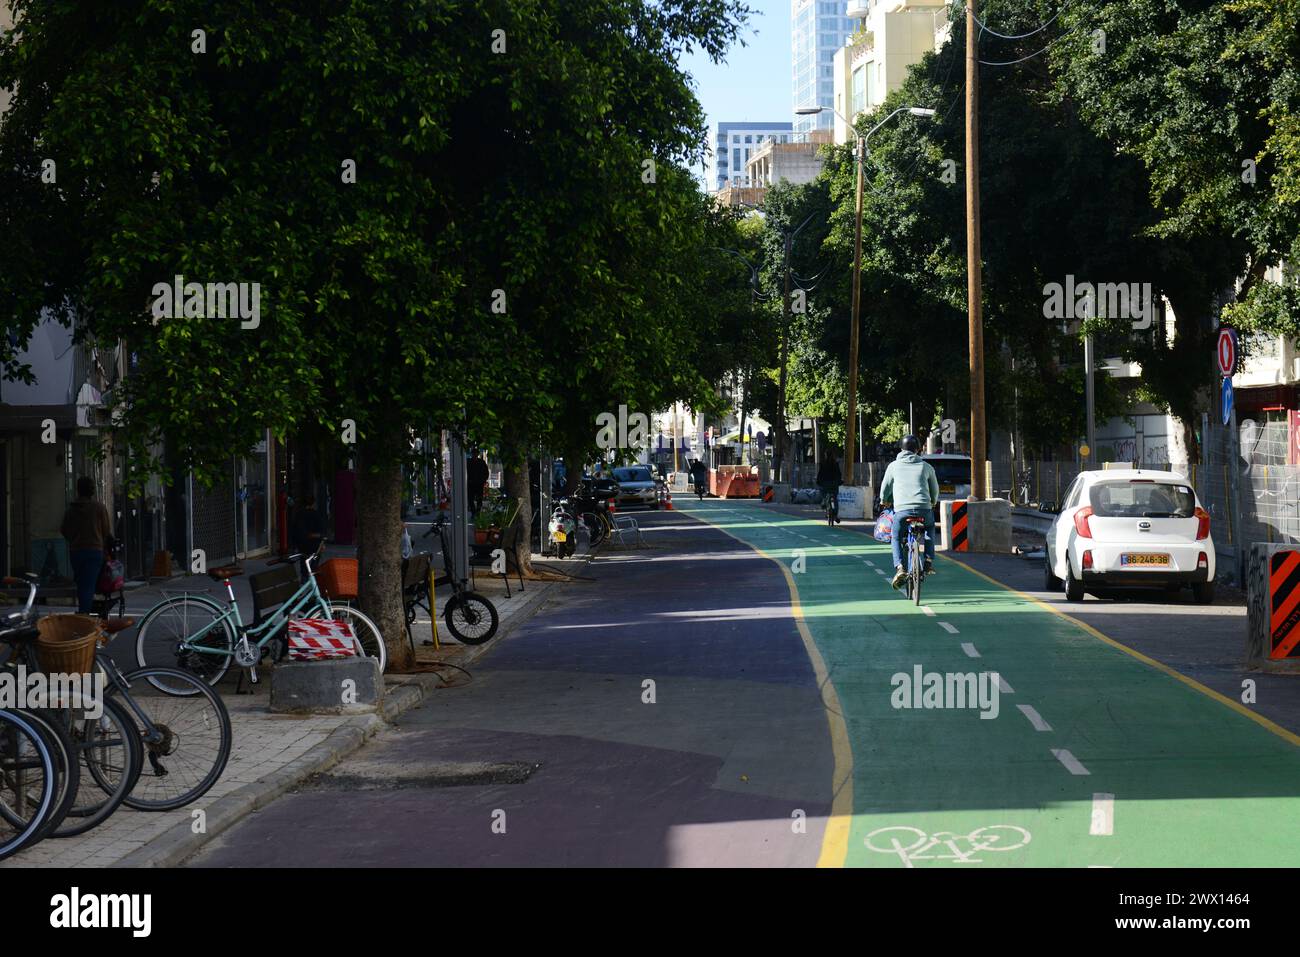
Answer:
[{"xmin": 132, "ymin": 547, "xmax": 386, "ymax": 694}]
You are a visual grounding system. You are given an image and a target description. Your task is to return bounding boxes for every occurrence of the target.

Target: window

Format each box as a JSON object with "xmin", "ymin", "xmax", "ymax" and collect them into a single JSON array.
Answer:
[
  {"xmin": 745, "ymin": 135, "xmax": 753, "ymax": 143},
  {"xmin": 851, "ymin": 66, "xmax": 866, "ymax": 115},
  {"xmin": 1089, "ymin": 481, "xmax": 1196, "ymax": 518},
  {"xmin": 924, "ymin": 458, "xmax": 972, "ymax": 487},
  {"xmin": 733, "ymin": 149, "xmax": 740, "ymax": 168},
  {"xmin": 733, "ymin": 134, "xmax": 740, "ymax": 143}
]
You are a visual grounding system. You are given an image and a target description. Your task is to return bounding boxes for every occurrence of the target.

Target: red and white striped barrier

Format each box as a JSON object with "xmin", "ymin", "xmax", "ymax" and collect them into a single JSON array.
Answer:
[{"xmin": 287, "ymin": 618, "xmax": 359, "ymax": 661}]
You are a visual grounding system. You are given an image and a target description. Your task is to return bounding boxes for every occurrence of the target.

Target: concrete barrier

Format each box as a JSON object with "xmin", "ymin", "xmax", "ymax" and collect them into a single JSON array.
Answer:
[
  {"xmin": 270, "ymin": 657, "xmax": 384, "ymax": 714},
  {"xmin": 1245, "ymin": 543, "xmax": 1300, "ymax": 672},
  {"xmin": 938, "ymin": 499, "xmax": 1012, "ymax": 553},
  {"xmin": 836, "ymin": 484, "xmax": 874, "ymax": 520}
]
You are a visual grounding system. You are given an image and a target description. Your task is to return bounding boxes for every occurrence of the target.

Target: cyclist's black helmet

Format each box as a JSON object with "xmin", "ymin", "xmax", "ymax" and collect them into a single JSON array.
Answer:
[{"xmin": 901, "ymin": 434, "xmax": 920, "ymax": 453}]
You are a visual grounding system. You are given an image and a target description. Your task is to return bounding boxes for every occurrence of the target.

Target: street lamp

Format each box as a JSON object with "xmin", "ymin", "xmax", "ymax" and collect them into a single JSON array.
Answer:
[{"xmin": 796, "ymin": 104, "xmax": 936, "ymax": 484}]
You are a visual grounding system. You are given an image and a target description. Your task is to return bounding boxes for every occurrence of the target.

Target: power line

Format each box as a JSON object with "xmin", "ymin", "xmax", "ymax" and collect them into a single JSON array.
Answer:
[{"xmin": 972, "ymin": 9, "xmax": 1060, "ymax": 41}]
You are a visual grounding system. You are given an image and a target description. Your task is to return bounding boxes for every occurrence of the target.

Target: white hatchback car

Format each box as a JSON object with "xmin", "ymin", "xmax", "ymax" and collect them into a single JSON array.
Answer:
[{"xmin": 1044, "ymin": 469, "xmax": 1216, "ymax": 604}]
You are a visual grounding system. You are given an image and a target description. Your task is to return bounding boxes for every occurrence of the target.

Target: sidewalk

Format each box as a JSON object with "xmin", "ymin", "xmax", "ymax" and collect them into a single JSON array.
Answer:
[{"xmin": 1, "ymin": 542, "xmax": 586, "ymax": 868}]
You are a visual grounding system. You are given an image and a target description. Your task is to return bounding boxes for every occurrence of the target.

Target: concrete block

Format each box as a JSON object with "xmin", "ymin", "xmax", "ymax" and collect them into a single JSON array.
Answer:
[
  {"xmin": 1245, "ymin": 543, "xmax": 1300, "ymax": 671},
  {"xmin": 836, "ymin": 484, "xmax": 873, "ymax": 520},
  {"xmin": 270, "ymin": 657, "xmax": 383, "ymax": 714},
  {"xmin": 938, "ymin": 499, "xmax": 1012, "ymax": 553},
  {"xmin": 770, "ymin": 482, "xmax": 792, "ymax": 503}
]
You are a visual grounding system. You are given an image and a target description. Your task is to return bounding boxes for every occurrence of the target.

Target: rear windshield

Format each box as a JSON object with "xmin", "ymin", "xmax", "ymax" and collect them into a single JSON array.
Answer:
[
  {"xmin": 1089, "ymin": 481, "xmax": 1196, "ymax": 518},
  {"xmin": 926, "ymin": 459, "xmax": 971, "ymax": 485},
  {"xmin": 614, "ymin": 467, "xmax": 653, "ymax": 483}
]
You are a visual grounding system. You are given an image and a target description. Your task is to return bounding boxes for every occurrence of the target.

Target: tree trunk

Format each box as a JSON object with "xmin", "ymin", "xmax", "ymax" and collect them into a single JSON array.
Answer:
[
  {"xmin": 502, "ymin": 458, "xmax": 534, "ymax": 577},
  {"xmin": 355, "ymin": 453, "xmax": 411, "ymax": 671}
]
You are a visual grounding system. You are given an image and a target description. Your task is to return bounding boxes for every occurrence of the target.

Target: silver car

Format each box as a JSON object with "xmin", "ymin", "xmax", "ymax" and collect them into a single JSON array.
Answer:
[{"xmin": 612, "ymin": 466, "xmax": 659, "ymax": 509}]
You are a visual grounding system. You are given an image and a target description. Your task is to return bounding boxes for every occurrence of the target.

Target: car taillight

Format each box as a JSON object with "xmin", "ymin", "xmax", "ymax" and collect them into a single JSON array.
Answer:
[
  {"xmin": 1082, "ymin": 549, "xmax": 1094, "ymax": 570},
  {"xmin": 1195, "ymin": 506, "xmax": 1210, "ymax": 540},
  {"xmin": 1198, "ymin": 551, "xmax": 1208, "ymax": 570},
  {"xmin": 1074, "ymin": 506, "xmax": 1094, "ymax": 539}
]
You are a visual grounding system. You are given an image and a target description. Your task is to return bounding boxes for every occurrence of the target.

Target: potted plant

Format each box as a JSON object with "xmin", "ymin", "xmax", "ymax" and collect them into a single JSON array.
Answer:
[{"xmin": 472, "ymin": 495, "xmax": 519, "ymax": 546}]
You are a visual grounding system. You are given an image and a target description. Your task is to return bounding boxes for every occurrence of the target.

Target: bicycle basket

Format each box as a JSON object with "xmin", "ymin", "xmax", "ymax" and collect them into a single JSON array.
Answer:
[
  {"xmin": 316, "ymin": 558, "xmax": 358, "ymax": 600},
  {"xmin": 35, "ymin": 614, "xmax": 105, "ymax": 674}
]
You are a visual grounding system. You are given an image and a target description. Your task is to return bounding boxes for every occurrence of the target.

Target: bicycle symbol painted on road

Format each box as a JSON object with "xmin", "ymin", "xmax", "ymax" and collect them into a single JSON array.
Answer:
[{"xmin": 864, "ymin": 825, "xmax": 1031, "ymax": 867}]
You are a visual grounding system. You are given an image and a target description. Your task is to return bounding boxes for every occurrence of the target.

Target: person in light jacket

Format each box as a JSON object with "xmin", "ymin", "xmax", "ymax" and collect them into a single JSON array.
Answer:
[{"xmin": 879, "ymin": 435, "xmax": 939, "ymax": 587}]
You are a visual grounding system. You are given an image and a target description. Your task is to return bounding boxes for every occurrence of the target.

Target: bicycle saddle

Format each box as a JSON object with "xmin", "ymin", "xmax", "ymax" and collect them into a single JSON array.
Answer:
[
  {"xmin": 101, "ymin": 618, "xmax": 136, "ymax": 634},
  {"xmin": 207, "ymin": 565, "xmax": 244, "ymax": 580}
]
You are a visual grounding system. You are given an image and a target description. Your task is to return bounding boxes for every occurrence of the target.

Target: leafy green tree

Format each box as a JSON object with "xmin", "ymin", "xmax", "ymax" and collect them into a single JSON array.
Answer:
[{"xmin": 0, "ymin": 0, "xmax": 752, "ymax": 667}]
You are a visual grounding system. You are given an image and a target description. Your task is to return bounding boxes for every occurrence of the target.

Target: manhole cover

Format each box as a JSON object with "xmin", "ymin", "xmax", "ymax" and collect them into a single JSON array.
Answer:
[{"xmin": 310, "ymin": 761, "xmax": 540, "ymax": 790}]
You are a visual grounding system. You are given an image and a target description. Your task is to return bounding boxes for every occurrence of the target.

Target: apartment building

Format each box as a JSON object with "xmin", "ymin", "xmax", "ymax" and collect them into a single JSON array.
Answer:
[
  {"xmin": 792, "ymin": 0, "xmax": 859, "ymax": 138},
  {"xmin": 830, "ymin": 0, "xmax": 950, "ymax": 144},
  {"xmin": 712, "ymin": 121, "xmax": 795, "ymax": 190}
]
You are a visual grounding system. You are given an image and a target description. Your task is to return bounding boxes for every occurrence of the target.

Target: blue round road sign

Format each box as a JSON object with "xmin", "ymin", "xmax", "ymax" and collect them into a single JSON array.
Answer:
[{"xmin": 1222, "ymin": 376, "xmax": 1234, "ymax": 425}]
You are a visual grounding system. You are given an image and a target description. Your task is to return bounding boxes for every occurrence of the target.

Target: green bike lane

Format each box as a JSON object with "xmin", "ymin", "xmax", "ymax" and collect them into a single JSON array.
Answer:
[{"xmin": 678, "ymin": 498, "xmax": 1300, "ymax": 868}]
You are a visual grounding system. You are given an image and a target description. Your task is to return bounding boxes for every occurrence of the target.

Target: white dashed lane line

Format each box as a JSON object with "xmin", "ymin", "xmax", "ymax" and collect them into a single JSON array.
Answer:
[
  {"xmin": 1016, "ymin": 704, "xmax": 1052, "ymax": 732},
  {"xmin": 1052, "ymin": 749, "xmax": 1091, "ymax": 776},
  {"xmin": 1090, "ymin": 793, "xmax": 1115, "ymax": 835},
  {"xmin": 937, "ymin": 621, "xmax": 959, "ymax": 634},
  {"xmin": 921, "ymin": 606, "xmax": 935, "ymax": 616},
  {"xmin": 960, "ymin": 642, "xmax": 980, "ymax": 658}
]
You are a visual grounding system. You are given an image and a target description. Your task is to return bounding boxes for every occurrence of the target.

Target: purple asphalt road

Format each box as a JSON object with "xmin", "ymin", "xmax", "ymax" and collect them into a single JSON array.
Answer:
[{"xmin": 189, "ymin": 506, "xmax": 836, "ymax": 867}]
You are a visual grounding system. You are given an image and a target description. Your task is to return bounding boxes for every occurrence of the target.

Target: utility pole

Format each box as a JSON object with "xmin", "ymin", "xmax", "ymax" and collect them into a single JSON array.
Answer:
[
  {"xmin": 966, "ymin": 0, "xmax": 987, "ymax": 500},
  {"xmin": 844, "ymin": 137, "xmax": 866, "ymax": 484},
  {"xmin": 1084, "ymin": 334, "xmax": 1096, "ymax": 467},
  {"xmin": 775, "ymin": 233, "xmax": 792, "ymax": 483}
]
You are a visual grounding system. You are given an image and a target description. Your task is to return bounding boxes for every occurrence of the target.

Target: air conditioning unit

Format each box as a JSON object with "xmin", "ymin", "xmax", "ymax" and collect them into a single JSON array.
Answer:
[{"xmin": 846, "ymin": 0, "xmax": 870, "ymax": 18}]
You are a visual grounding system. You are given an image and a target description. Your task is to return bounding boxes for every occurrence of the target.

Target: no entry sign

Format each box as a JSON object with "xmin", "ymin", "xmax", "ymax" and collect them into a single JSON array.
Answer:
[{"xmin": 1217, "ymin": 328, "xmax": 1237, "ymax": 376}]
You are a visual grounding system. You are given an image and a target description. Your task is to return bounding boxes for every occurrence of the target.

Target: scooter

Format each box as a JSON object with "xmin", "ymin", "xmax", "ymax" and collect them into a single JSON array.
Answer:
[{"xmin": 547, "ymin": 505, "xmax": 577, "ymax": 559}]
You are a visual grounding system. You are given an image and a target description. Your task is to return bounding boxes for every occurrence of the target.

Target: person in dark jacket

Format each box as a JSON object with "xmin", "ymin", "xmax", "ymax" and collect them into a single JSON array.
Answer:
[
  {"xmin": 690, "ymin": 458, "xmax": 709, "ymax": 496},
  {"xmin": 816, "ymin": 453, "xmax": 843, "ymax": 523},
  {"xmin": 467, "ymin": 450, "xmax": 490, "ymax": 515},
  {"xmin": 61, "ymin": 476, "xmax": 113, "ymax": 613},
  {"xmin": 291, "ymin": 494, "xmax": 326, "ymax": 571}
]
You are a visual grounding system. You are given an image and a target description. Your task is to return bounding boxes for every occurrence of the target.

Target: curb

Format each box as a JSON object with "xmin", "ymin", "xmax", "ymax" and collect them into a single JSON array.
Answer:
[{"xmin": 114, "ymin": 675, "xmax": 439, "ymax": 868}]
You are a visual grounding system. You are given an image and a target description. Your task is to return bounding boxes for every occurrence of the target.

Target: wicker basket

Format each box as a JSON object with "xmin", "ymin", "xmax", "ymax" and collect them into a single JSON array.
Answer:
[
  {"xmin": 316, "ymin": 558, "xmax": 358, "ymax": 600},
  {"xmin": 36, "ymin": 614, "xmax": 104, "ymax": 675}
]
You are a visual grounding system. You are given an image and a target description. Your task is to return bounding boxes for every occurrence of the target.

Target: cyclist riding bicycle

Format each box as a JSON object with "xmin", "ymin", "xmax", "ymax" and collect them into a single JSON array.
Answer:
[
  {"xmin": 880, "ymin": 434, "xmax": 939, "ymax": 588},
  {"xmin": 816, "ymin": 452, "xmax": 843, "ymax": 524}
]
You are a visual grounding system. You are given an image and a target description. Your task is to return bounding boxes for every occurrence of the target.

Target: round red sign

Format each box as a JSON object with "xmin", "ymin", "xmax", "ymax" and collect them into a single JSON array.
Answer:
[{"xmin": 1217, "ymin": 328, "xmax": 1236, "ymax": 376}]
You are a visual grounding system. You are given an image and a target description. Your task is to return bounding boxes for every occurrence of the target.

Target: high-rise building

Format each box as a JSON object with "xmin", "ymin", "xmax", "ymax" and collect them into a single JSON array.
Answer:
[
  {"xmin": 711, "ymin": 121, "xmax": 795, "ymax": 191},
  {"xmin": 831, "ymin": 0, "xmax": 951, "ymax": 144},
  {"xmin": 792, "ymin": 0, "xmax": 859, "ymax": 137}
]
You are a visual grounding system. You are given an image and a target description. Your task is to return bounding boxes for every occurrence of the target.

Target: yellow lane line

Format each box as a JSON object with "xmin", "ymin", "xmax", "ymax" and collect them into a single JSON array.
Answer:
[
  {"xmin": 686, "ymin": 505, "xmax": 854, "ymax": 868},
  {"xmin": 944, "ymin": 553, "xmax": 1300, "ymax": 749}
]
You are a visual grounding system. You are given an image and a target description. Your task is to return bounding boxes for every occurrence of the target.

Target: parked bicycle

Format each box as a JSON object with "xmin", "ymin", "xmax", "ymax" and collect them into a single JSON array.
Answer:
[
  {"xmin": 3, "ymin": 575, "xmax": 230, "ymax": 815},
  {"xmin": 132, "ymin": 543, "xmax": 385, "ymax": 692},
  {"xmin": 413, "ymin": 517, "xmax": 499, "ymax": 645},
  {"xmin": 0, "ymin": 708, "xmax": 56, "ymax": 861}
]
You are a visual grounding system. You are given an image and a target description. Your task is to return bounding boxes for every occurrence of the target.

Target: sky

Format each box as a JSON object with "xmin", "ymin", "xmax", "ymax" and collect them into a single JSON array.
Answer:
[{"xmin": 678, "ymin": 0, "xmax": 792, "ymax": 183}]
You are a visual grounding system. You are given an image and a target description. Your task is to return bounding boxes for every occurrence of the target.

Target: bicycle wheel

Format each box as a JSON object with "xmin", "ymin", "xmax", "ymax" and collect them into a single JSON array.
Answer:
[
  {"xmin": 444, "ymin": 591, "xmax": 499, "ymax": 645},
  {"xmin": 911, "ymin": 536, "xmax": 924, "ymax": 606},
  {"xmin": 116, "ymin": 666, "xmax": 232, "ymax": 811},
  {"xmin": 325, "ymin": 603, "xmax": 387, "ymax": 674},
  {"xmin": 135, "ymin": 595, "xmax": 235, "ymax": 692},
  {"xmin": 50, "ymin": 697, "xmax": 142, "ymax": 838},
  {"xmin": 580, "ymin": 512, "xmax": 606, "ymax": 547},
  {"xmin": 0, "ymin": 707, "xmax": 78, "ymax": 843},
  {"xmin": 0, "ymin": 709, "xmax": 57, "ymax": 861}
]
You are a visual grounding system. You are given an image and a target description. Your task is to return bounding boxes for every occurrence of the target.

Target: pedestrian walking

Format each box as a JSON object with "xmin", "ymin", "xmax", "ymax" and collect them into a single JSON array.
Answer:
[
  {"xmin": 61, "ymin": 476, "xmax": 113, "ymax": 613},
  {"xmin": 467, "ymin": 449, "xmax": 489, "ymax": 515}
]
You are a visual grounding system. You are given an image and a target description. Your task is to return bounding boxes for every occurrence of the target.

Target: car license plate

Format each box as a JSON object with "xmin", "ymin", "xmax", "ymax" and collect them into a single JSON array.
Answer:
[
  {"xmin": 1121, "ymin": 553, "xmax": 1169, "ymax": 567},
  {"xmin": 553, "ymin": 531, "xmax": 566, "ymax": 543},
  {"xmin": 940, "ymin": 484, "xmax": 955, "ymax": 493}
]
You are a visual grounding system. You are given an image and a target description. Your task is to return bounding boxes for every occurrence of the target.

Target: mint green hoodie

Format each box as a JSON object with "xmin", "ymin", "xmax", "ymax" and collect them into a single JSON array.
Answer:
[{"xmin": 880, "ymin": 451, "xmax": 939, "ymax": 513}]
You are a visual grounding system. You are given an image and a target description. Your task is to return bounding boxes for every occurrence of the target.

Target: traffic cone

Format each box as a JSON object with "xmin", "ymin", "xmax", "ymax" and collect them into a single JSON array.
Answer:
[{"xmin": 665, "ymin": 487, "xmax": 674, "ymax": 510}]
